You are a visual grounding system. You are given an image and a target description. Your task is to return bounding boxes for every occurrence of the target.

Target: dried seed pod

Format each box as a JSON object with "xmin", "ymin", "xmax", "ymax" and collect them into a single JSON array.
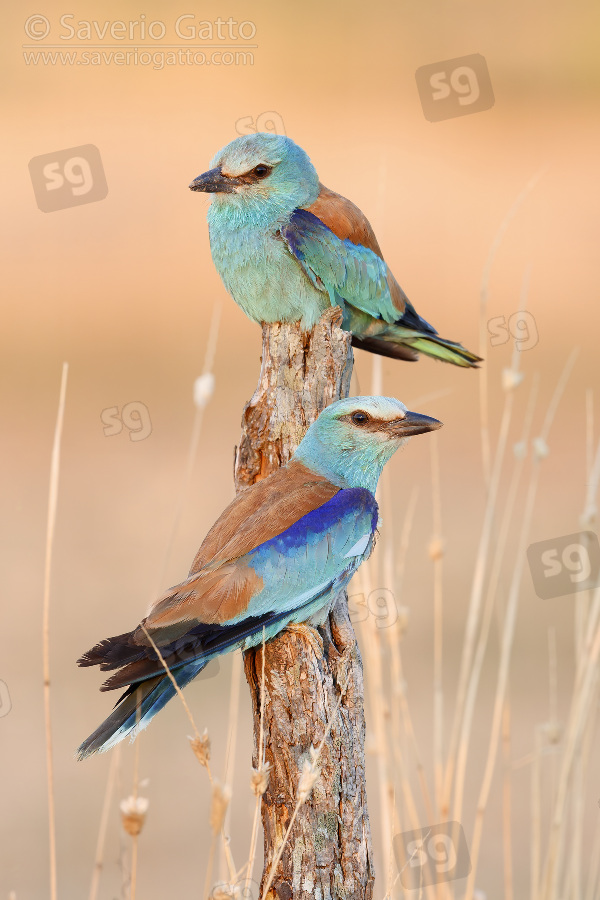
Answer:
[
  {"xmin": 189, "ymin": 728, "xmax": 211, "ymax": 766},
  {"xmin": 194, "ymin": 372, "xmax": 216, "ymax": 408},
  {"xmin": 541, "ymin": 720, "xmax": 563, "ymax": 745},
  {"xmin": 211, "ymin": 886, "xmax": 236, "ymax": 900},
  {"xmin": 428, "ymin": 537, "xmax": 445, "ymax": 561},
  {"xmin": 502, "ymin": 368, "xmax": 524, "ymax": 391},
  {"xmin": 533, "ymin": 437, "xmax": 549, "ymax": 460},
  {"xmin": 297, "ymin": 758, "xmax": 319, "ymax": 805},
  {"xmin": 250, "ymin": 761, "xmax": 271, "ymax": 796},
  {"xmin": 119, "ymin": 795, "xmax": 149, "ymax": 837}
]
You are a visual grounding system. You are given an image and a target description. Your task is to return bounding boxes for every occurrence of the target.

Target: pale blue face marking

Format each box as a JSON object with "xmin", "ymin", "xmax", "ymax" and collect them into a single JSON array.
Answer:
[{"xmin": 293, "ymin": 396, "xmax": 411, "ymax": 494}]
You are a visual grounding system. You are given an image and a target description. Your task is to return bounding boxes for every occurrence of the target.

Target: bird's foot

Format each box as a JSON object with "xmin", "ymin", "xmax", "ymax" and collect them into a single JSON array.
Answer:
[{"xmin": 285, "ymin": 623, "xmax": 324, "ymax": 656}]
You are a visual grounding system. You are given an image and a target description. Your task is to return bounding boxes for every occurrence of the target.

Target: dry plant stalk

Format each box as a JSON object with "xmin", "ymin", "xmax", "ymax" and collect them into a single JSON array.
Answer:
[
  {"xmin": 478, "ymin": 171, "xmax": 546, "ymax": 484},
  {"xmin": 244, "ymin": 628, "xmax": 269, "ymax": 897},
  {"xmin": 122, "ymin": 693, "xmax": 146, "ymax": 900},
  {"xmin": 42, "ymin": 361, "xmax": 68, "ymax": 900},
  {"xmin": 464, "ymin": 352, "xmax": 578, "ymax": 900},
  {"xmin": 88, "ymin": 747, "xmax": 120, "ymax": 900},
  {"xmin": 350, "ymin": 332, "xmax": 591, "ymax": 899},
  {"xmin": 219, "ymin": 648, "xmax": 243, "ymax": 885},
  {"xmin": 158, "ymin": 297, "xmax": 222, "ymax": 590},
  {"xmin": 234, "ymin": 310, "xmax": 375, "ymax": 899},
  {"xmin": 138, "ymin": 624, "xmax": 237, "ymax": 893}
]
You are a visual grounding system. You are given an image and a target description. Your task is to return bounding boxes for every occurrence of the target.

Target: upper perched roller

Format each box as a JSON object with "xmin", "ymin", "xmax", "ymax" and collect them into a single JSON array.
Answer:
[{"xmin": 190, "ymin": 133, "xmax": 481, "ymax": 367}]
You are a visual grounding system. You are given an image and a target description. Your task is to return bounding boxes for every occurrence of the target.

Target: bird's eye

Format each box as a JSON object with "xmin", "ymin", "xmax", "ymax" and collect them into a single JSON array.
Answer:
[
  {"xmin": 253, "ymin": 164, "xmax": 271, "ymax": 178},
  {"xmin": 351, "ymin": 411, "xmax": 370, "ymax": 425}
]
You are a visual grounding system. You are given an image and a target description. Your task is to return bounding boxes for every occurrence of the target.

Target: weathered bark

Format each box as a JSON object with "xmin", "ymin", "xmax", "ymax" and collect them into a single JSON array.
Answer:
[{"xmin": 234, "ymin": 309, "xmax": 375, "ymax": 899}]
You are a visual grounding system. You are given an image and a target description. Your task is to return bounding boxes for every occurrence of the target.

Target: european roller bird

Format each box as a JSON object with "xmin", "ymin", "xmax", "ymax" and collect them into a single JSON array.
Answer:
[
  {"xmin": 77, "ymin": 396, "xmax": 441, "ymax": 758},
  {"xmin": 189, "ymin": 134, "xmax": 480, "ymax": 367}
]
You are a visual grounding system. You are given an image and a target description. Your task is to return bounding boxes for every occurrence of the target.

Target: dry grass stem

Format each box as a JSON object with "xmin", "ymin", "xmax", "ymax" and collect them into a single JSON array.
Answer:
[
  {"xmin": 219, "ymin": 650, "xmax": 243, "ymax": 883},
  {"xmin": 479, "ymin": 172, "xmax": 546, "ymax": 483},
  {"xmin": 139, "ymin": 625, "xmax": 236, "ymax": 886},
  {"xmin": 383, "ymin": 482, "xmax": 437, "ymax": 853},
  {"xmin": 124, "ymin": 693, "xmax": 144, "ymax": 900},
  {"xmin": 585, "ymin": 806, "xmax": 600, "ymax": 900},
  {"xmin": 539, "ymin": 589, "xmax": 600, "ymax": 898},
  {"xmin": 210, "ymin": 782, "xmax": 232, "ymax": 835},
  {"xmin": 502, "ymin": 701, "xmax": 514, "ymax": 900},
  {"xmin": 430, "ymin": 433, "xmax": 444, "ymax": 814},
  {"xmin": 465, "ymin": 351, "xmax": 578, "ymax": 900},
  {"xmin": 448, "ymin": 266, "xmax": 530, "ymax": 814},
  {"xmin": 443, "ymin": 352, "xmax": 521, "ymax": 816},
  {"xmin": 531, "ymin": 725, "xmax": 543, "ymax": 900},
  {"xmin": 245, "ymin": 629, "xmax": 267, "ymax": 894},
  {"xmin": 359, "ymin": 556, "xmax": 394, "ymax": 882},
  {"xmin": 452, "ymin": 374, "xmax": 539, "ymax": 825},
  {"xmin": 42, "ymin": 361, "xmax": 68, "ymax": 900},
  {"xmin": 88, "ymin": 746, "xmax": 120, "ymax": 900},
  {"xmin": 140, "ymin": 625, "xmax": 204, "ymax": 748},
  {"xmin": 158, "ymin": 297, "xmax": 222, "ymax": 589},
  {"xmin": 581, "ymin": 420, "xmax": 600, "ymax": 528}
]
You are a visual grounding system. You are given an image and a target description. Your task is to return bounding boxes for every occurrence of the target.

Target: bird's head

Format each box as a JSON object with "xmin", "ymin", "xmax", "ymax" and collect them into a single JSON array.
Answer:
[
  {"xmin": 293, "ymin": 396, "xmax": 442, "ymax": 493},
  {"xmin": 189, "ymin": 134, "xmax": 320, "ymax": 226}
]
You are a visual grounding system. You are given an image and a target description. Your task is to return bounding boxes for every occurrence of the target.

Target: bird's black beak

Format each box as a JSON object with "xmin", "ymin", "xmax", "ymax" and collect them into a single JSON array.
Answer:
[
  {"xmin": 189, "ymin": 166, "xmax": 237, "ymax": 193},
  {"xmin": 389, "ymin": 410, "xmax": 443, "ymax": 437}
]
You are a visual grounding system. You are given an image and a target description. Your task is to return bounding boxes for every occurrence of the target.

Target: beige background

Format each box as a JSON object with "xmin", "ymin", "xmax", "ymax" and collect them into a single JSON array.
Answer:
[{"xmin": 1, "ymin": 0, "xmax": 599, "ymax": 897}]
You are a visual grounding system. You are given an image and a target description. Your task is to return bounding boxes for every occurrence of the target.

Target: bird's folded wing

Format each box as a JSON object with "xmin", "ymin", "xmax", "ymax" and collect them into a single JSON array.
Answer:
[
  {"xmin": 282, "ymin": 182, "xmax": 420, "ymax": 322},
  {"xmin": 145, "ymin": 485, "xmax": 378, "ymax": 632},
  {"xmin": 93, "ymin": 487, "xmax": 378, "ymax": 690},
  {"xmin": 187, "ymin": 461, "xmax": 339, "ymax": 574},
  {"xmin": 280, "ymin": 208, "xmax": 401, "ymax": 323},
  {"xmin": 305, "ymin": 184, "xmax": 385, "ymax": 257}
]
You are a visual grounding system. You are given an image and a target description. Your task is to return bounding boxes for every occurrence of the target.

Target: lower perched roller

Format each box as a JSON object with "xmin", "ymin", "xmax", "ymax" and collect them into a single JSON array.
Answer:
[{"xmin": 77, "ymin": 396, "xmax": 441, "ymax": 759}]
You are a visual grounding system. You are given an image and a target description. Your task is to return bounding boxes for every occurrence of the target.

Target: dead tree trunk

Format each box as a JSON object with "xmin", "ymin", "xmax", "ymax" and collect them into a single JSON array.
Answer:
[{"xmin": 233, "ymin": 309, "xmax": 375, "ymax": 900}]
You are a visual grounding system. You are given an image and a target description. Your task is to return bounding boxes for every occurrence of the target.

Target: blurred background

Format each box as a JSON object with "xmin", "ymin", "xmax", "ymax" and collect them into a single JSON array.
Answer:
[{"xmin": 1, "ymin": 0, "xmax": 599, "ymax": 897}]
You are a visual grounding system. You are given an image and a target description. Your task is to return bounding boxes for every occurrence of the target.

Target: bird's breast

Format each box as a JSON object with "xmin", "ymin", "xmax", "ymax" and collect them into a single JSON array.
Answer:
[{"xmin": 207, "ymin": 219, "xmax": 328, "ymax": 328}]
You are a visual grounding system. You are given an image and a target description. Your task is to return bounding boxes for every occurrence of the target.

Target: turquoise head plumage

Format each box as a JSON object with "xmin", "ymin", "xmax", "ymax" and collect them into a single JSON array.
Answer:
[
  {"xmin": 294, "ymin": 396, "xmax": 442, "ymax": 493},
  {"xmin": 190, "ymin": 133, "xmax": 482, "ymax": 366}
]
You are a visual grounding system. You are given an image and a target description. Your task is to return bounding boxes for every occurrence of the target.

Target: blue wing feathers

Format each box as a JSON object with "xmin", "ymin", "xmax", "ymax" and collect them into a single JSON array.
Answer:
[
  {"xmin": 281, "ymin": 210, "xmax": 398, "ymax": 323},
  {"xmin": 77, "ymin": 487, "xmax": 378, "ymax": 757},
  {"xmin": 252, "ymin": 487, "xmax": 377, "ymax": 556}
]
